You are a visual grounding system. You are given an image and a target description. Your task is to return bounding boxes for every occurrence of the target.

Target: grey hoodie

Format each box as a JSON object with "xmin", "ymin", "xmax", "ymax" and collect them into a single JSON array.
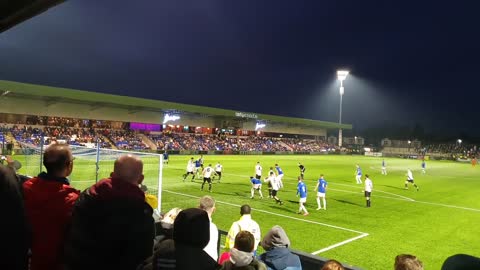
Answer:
[
  {"xmin": 229, "ymin": 248, "xmax": 254, "ymax": 267},
  {"xmin": 260, "ymin": 226, "xmax": 290, "ymax": 250}
]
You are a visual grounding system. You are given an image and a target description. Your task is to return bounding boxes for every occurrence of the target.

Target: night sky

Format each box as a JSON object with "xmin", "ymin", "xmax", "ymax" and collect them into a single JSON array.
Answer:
[{"xmin": 1, "ymin": 1, "xmax": 480, "ymax": 136}]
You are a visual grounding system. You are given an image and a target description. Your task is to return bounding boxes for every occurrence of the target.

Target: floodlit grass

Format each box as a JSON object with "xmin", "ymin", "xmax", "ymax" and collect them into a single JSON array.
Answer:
[{"xmin": 16, "ymin": 154, "xmax": 480, "ymax": 269}]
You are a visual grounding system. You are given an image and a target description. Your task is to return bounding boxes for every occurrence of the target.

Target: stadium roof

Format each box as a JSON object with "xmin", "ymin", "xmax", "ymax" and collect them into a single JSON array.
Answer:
[
  {"xmin": 0, "ymin": 80, "xmax": 352, "ymax": 129},
  {"xmin": 0, "ymin": 0, "xmax": 64, "ymax": 33}
]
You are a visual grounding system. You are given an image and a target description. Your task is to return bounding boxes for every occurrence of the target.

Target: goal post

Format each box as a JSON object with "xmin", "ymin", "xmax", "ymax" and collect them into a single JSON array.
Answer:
[{"xmin": 17, "ymin": 142, "xmax": 163, "ymax": 213}]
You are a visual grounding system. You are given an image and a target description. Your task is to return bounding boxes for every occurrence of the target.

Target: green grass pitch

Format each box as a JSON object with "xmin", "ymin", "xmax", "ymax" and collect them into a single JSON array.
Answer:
[{"xmin": 16, "ymin": 154, "xmax": 480, "ymax": 269}]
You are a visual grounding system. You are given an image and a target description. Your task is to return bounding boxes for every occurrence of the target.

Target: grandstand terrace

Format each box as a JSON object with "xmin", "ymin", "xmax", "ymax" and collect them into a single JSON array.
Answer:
[{"xmin": 0, "ymin": 80, "xmax": 351, "ymax": 154}]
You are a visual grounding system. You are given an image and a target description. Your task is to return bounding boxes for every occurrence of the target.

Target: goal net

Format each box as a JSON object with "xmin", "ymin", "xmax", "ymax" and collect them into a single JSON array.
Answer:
[{"xmin": 18, "ymin": 142, "xmax": 163, "ymax": 213}]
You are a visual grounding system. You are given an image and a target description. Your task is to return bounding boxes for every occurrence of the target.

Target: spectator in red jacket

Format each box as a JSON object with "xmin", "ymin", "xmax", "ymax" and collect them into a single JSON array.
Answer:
[{"xmin": 22, "ymin": 143, "xmax": 80, "ymax": 270}]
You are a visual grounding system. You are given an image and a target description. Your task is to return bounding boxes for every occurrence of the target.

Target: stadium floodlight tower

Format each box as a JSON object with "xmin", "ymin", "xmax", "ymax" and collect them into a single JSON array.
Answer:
[{"xmin": 337, "ymin": 70, "xmax": 349, "ymax": 147}]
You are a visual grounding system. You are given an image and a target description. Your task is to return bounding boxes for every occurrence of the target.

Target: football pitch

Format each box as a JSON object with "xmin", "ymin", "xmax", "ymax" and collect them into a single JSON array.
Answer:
[{"xmin": 18, "ymin": 154, "xmax": 480, "ymax": 269}]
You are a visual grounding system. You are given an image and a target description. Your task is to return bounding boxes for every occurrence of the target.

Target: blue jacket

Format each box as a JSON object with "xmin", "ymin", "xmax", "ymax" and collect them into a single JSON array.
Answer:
[{"xmin": 259, "ymin": 247, "xmax": 302, "ymax": 270}]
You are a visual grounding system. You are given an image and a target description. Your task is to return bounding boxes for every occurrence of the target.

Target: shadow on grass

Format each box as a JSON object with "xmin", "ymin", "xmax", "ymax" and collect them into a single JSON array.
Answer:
[{"xmin": 332, "ymin": 198, "xmax": 363, "ymax": 207}]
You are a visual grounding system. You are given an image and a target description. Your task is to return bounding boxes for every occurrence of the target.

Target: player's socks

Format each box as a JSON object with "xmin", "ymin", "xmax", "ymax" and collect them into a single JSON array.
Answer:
[
  {"xmin": 316, "ymin": 198, "xmax": 321, "ymax": 209},
  {"xmin": 323, "ymin": 198, "xmax": 327, "ymax": 209}
]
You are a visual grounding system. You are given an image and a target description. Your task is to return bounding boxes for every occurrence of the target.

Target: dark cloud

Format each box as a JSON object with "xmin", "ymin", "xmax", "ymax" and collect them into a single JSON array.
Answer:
[{"xmin": 1, "ymin": 0, "xmax": 479, "ymax": 135}]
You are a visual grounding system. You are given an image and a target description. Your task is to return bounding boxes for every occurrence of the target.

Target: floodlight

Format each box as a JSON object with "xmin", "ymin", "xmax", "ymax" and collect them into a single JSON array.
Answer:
[
  {"xmin": 337, "ymin": 70, "xmax": 349, "ymax": 81},
  {"xmin": 457, "ymin": 139, "xmax": 462, "ymax": 144}
]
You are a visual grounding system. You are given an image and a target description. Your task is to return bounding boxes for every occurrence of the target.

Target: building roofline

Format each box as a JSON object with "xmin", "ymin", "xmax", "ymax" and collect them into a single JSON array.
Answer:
[{"xmin": 0, "ymin": 80, "xmax": 352, "ymax": 129}]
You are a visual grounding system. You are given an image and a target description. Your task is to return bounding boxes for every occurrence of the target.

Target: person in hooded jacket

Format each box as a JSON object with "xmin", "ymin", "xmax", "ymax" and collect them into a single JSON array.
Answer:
[
  {"xmin": 220, "ymin": 230, "xmax": 266, "ymax": 270},
  {"xmin": 139, "ymin": 208, "xmax": 219, "ymax": 270},
  {"xmin": 258, "ymin": 226, "xmax": 302, "ymax": 270}
]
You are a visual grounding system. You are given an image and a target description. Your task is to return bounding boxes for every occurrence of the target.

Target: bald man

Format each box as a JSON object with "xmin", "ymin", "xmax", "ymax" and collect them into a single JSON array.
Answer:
[
  {"xmin": 64, "ymin": 154, "xmax": 155, "ymax": 270},
  {"xmin": 23, "ymin": 143, "xmax": 80, "ymax": 270}
]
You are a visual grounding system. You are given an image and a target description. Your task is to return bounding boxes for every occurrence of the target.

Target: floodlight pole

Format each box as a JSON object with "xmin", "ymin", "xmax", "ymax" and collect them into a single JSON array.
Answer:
[
  {"xmin": 337, "ymin": 70, "xmax": 348, "ymax": 148},
  {"xmin": 339, "ymin": 80, "xmax": 344, "ymax": 148}
]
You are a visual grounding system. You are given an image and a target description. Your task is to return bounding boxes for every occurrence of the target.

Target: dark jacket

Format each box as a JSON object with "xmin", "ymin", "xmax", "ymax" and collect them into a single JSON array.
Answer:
[
  {"xmin": 64, "ymin": 177, "xmax": 155, "ymax": 270},
  {"xmin": 139, "ymin": 208, "xmax": 218, "ymax": 270},
  {"xmin": 259, "ymin": 248, "xmax": 301, "ymax": 270},
  {"xmin": 23, "ymin": 172, "xmax": 79, "ymax": 270},
  {"xmin": 0, "ymin": 166, "xmax": 30, "ymax": 270}
]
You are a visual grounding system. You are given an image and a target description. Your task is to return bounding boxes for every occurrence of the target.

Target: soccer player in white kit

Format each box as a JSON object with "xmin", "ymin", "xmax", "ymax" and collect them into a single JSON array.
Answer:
[
  {"xmin": 364, "ymin": 174, "xmax": 373, "ymax": 207},
  {"xmin": 255, "ymin": 162, "xmax": 262, "ymax": 179},
  {"xmin": 213, "ymin": 162, "xmax": 223, "ymax": 183},
  {"xmin": 405, "ymin": 169, "xmax": 419, "ymax": 191},
  {"xmin": 201, "ymin": 164, "xmax": 214, "ymax": 192},
  {"xmin": 381, "ymin": 159, "xmax": 387, "ymax": 175}
]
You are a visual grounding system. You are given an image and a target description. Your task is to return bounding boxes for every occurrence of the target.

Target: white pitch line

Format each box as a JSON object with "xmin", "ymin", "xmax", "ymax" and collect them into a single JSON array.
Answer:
[
  {"xmin": 164, "ymin": 189, "xmax": 367, "ymax": 234},
  {"xmin": 413, "ymin": 200, "xmax": 480, "ymax": 212},
  {"xmin": 328, "ymin": 188, "xmax": 412, "ymax": 202},
  {"xmin": 332, "ymin": 183, "xmax": 415, "ymax": 202},
  {"xmin": 311, "ymin": 233, "xmax": 369, "ymax": 255}
]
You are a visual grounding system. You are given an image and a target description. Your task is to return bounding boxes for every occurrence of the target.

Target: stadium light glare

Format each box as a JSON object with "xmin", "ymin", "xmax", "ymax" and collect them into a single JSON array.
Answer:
[
  {"xmin": 255, "ymin": 122, "xmax": 266, "ymax": 131},
  {"xmin": 337, "ymin": 70, "xmax": 349, "ymax": 81},
  {"xmin": 457, "ymin": 139, "xmax": 462, "ymax": 144},
  {"xmin": 337, "ymin": 70, "xmax": 349, "ymax": 147}
]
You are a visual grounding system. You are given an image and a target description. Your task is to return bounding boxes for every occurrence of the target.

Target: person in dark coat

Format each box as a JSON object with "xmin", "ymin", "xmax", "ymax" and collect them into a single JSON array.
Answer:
[
  {"xmin": 64, "ymin": 154, "xmax": 155, "ymax": 270},
  {"xmin": 141, "ymin": 208, "xmax": 219, "ymax": 270},
  {"xmin": 258, "ymin": 226, "xmax": 302, "ymax": 270},
  {"xmin": 441, "ymin": 254, "xmax": 480, "ymax": 270},
  {"xmin": 0, "ymin": 165, "xmax": 29, "ymax": 270}
]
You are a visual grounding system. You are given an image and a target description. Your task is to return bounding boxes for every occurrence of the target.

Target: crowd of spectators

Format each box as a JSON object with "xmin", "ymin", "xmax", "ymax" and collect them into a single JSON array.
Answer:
[
  {"xmin": 25, "ymin": 116, "xmax": 114, "ymax": 129},
  {"xmin": 10, "ymin": 125, "xmax": 112, "ymax": 148},
  {"xmin": 108, "ymin": 130, "xmax": 148, "ymax": 150},
  {"xmin": 149, "ymin": 133, "xmax": 336, "ymax": 153},
  {"xmin": 416, "ymin": 143, "xmax": 479, "ymax": 158}
]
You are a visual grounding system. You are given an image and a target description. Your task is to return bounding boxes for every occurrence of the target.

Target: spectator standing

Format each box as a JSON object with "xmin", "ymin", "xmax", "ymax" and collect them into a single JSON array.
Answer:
[
  {"xmin": 64, "ymin": 154, "xmax": 155, "ymax": 270},
  {"xmin": 174, "ymin": 208, "xmax": 220, "ymax": 270},
  {"xmin": 225, "ymin": 205, "xmax": 261, "ymax": 253},
  {"xmin": 220, "ymin": 231, "xmax": 266, "ymax": 270},
  {"xmin": 0, "ymin": 165, "xmax": 30, "ymax": 270},
  {"xmin": 259, "ymin": 225, "xmax": 302, "ymax": 270},
  {"xmin": 199, "ymin": 196, "xmax": 219, "ymax": 262},
  {"xmin": 22, "ymin": 144, "xmax": 80, "ymax": 270}
]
